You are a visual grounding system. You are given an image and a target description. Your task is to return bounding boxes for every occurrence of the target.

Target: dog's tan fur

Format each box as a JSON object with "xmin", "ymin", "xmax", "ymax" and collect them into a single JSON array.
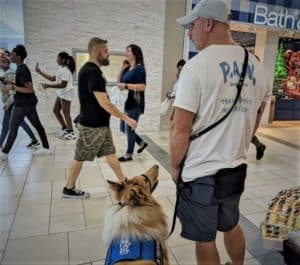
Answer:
[{"xmin": 103, "ymin": 165, "xmax": 169, "ymax": 265}]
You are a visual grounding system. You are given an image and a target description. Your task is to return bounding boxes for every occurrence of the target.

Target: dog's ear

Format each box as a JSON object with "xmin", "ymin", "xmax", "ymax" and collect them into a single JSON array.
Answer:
[{"xmin": 107, "ymin": 180, "xmax": 124, "ymax": 192}]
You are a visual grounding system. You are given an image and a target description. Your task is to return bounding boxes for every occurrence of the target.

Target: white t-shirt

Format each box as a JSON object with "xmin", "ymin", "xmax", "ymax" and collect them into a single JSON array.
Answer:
[
  {"xmin": 55, "ymin": 66, "xmax": 73, "ymax": 100},
  {"xmin": 173, "ymin": 45, "xmax": 272, "ymax": 182}
]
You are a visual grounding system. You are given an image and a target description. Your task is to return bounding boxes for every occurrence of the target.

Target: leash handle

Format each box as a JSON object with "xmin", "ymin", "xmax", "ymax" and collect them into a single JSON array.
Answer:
[{"xmin": 168, "ymin": 159, "xmax": 184, "ymax": 238}]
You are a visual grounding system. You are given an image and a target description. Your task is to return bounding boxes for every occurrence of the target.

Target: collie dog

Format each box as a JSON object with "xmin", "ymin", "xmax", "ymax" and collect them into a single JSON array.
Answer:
[{"xmin": 103, "ymin": 165, "xmax": 169, "ymax": 265}]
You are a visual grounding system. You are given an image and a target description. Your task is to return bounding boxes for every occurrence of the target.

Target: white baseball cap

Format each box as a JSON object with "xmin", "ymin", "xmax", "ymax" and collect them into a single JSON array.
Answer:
[{"xmin": 176, "ymin": 0, "xmax": 230, "ymax": 29}]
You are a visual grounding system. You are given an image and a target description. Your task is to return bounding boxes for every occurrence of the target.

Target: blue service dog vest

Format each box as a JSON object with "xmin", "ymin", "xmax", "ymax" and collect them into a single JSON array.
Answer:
[{"xmin": 104, "ymin": 238, "xmax": 162, "ymax": 265}]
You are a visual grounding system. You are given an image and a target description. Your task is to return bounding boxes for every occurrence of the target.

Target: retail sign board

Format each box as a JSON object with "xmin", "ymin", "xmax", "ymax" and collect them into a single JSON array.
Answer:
[
  {"xmin": 248, "ymin": 0, "xmax": 300, "ymax": 10},
  {"xmin": 253, "ymin": 4, "xmax": 300, "ymax": 31},
  {"xmin": 192, "ymin": 0, "xmax": 300, "ymax": 32},
  {"xmin": 230, "ymin": 0, "xmax": 300, "ymax": 31}
]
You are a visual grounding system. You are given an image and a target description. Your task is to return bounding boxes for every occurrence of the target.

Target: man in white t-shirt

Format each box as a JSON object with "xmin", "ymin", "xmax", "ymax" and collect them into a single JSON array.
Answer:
[{"xmin": 171, "ymin": 1, "xmax": 272, "ymax": 265}]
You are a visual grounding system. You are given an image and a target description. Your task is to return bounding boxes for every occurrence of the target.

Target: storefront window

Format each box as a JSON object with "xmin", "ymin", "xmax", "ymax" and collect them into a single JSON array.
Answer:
[
  {"xmin": 273, "ymin": 38, "xmax": 300, "ymax": 120},
  {"xmin": 72, "ymin": 49, "xmax": 125, "ymax": 85}
]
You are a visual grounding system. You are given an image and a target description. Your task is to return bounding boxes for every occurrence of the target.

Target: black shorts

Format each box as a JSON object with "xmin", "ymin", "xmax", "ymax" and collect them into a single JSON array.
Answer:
[{"xmin": 176, "ymin": 175, "xmax": 242, "ymax": 242}]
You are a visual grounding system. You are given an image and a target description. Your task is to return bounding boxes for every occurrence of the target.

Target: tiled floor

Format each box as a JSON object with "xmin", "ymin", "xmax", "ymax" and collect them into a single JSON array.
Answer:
[{"xmin": 0, "ymin": 121, "xmax": 299, "ymax": 265}]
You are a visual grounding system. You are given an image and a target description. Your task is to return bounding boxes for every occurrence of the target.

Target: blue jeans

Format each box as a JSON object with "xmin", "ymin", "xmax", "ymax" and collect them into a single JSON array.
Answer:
[
  {"xmin": 120, "ymin": 106, "xmax": 145, "ymax": 155},
  {"xmin": 0, "ymin": 105, "xmax": 39, "ymax": 150}
]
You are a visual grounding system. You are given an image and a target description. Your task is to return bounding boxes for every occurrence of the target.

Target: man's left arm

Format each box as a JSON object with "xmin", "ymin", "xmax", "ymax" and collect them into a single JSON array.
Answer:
[
  {"xmin": 15, "ymin": 67, "xmax": 34, "ymax": 93},
  {"xmin": 14, "ymin": 82, "xmax": 34, "ymax": 93},
  {"xmin": 2, "ymin": 81, "xmax": 33, "ymax": 94},
  {"xmin": 170, "ymin": 107, "xmax": 195, "ymax": 183}
]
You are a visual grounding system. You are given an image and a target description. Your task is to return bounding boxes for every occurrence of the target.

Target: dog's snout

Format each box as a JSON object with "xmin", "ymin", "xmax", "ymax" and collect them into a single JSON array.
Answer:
[{"xmin": 153, "ymin": 165, "xmax": 159, "ymax": 169}]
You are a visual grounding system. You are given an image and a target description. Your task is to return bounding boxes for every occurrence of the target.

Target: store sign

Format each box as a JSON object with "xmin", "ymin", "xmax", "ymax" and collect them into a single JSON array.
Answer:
[{"xmin": 254, "ymin": 4, "xmax": 300, "ymax": 31}]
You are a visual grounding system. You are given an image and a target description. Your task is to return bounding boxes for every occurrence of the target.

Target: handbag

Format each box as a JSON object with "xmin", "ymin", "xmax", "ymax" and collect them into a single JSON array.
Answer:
[
  {"xmin": 133, "ymin": 91, "xmax": 141, "ymax": 105},
  {"xmin": 160, "ymin": 97, "xmax": 171, "ymax": 115},
  {"xmin": 169, "ymin": 47, "xmax": 249, "ymax": 236}
]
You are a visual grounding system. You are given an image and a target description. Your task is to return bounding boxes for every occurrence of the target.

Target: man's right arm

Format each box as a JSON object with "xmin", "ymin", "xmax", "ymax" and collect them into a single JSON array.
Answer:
[
  {"xmin": 93, "ymin": 91, "xmax": 137, "ymax": 129},
  {"xmin": 252, "ymin": 101, "xmax": 266, "ymax": 138}
]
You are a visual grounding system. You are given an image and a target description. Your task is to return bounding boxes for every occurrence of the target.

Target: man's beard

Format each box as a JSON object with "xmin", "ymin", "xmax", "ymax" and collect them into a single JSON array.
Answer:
[{"xmin": 99, "ymin": 57, "xmax": 109, "ymax": 66}]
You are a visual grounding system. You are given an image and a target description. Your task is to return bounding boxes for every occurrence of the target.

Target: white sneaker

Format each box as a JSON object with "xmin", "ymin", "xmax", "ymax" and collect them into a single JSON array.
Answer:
[
  {"xmin": 63, "ymin": 132, "xmax": 76, "ymax": 140},
  {"xmin": 58, "ymin": 129, "xmax": 67, "ymax": 139},
  {"xmin": 32, "ymin": 148, "xmax": 52, "ymax": 156},
  {"xmin": 0, "ymin": 151, "xmax": 8, "ymax": 161}
]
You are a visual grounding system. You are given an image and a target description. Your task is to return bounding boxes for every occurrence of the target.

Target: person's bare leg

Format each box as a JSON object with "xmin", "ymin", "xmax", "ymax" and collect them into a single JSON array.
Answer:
[
  {"xmin": 53, "ymin": 97, "xmax": 66, "ymax": 129},
  {"xmin": 106, "ymin": 154, "xmax": 126, "ymax": 182},
  {"xmin": 223, "ymin": 225, "xmax": 245, "ymax": 265},
  {"xmin": 66, "ymin": 160, "xmax": 83, "ymax": 188},
  {"xmin": 61, "ymin": 98, "xmax": 73, "ymax": 131},
  {"xmin": 196, "ymin": 241, "xmax": 220, "ymax": 265}
]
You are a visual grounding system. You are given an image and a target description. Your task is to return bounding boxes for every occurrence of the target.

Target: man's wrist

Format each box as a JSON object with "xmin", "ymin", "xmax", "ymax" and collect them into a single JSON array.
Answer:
[{"xmin": 125, "ymin": 83, "xmax": 128, "ymax": 89}]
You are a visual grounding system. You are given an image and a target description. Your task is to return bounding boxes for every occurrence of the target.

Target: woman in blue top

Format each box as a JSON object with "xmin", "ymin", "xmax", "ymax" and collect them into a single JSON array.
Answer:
[{"xmin": 117, "ymin": 44, "xmax": 148, "ymax": 162}]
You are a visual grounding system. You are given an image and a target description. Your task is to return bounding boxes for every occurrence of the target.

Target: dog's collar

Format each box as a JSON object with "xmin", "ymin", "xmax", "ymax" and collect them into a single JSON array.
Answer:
[{"xmin": 141, "ymin": 174, "xmax": 158, "ymax": 193}]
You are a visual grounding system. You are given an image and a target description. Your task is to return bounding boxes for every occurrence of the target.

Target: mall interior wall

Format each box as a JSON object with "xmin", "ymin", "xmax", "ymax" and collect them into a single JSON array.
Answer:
[
  {"xmin": 160, "ymin": 0, "xmax": 186, "ymax": 131},
  {"xmin": 23, "ymin": 0, "xmax": 166, "ymax": 132}
]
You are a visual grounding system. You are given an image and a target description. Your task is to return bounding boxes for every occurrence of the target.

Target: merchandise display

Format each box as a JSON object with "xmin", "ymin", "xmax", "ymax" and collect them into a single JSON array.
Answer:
[
  {"xmin": 261, "ymin": 186, "xmax": 300, "ymax": 251},
  {"xmin": 273, "ymin": 40, "xmax": 300, "ymax": 101}
]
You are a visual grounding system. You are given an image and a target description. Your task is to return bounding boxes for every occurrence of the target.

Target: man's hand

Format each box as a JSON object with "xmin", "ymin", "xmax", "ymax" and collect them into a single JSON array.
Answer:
[
  {"xmin": 35, "ymin": 62, "xmax": 41, "ymax": 74},
  {"xmin": 41, "ymin": 83, "xmax": 49, "ymax": 89},
  {"xmin": 2, "ymin": 85, "xmax": 11, "ymax": 94},
  {"xmin": 124, "ymin": 117, "xmax": 137, "ymax": 129},
  {"xmin": 117, "ymin": 83, "xmax": 126, "ymax": 90},
  {"xmin": 171, "ymin": 166, "xmax": 181, "ymax": 183},
  {"xmin": 3, "ymin": 105, "xmax": 9, "ymax": 111}
]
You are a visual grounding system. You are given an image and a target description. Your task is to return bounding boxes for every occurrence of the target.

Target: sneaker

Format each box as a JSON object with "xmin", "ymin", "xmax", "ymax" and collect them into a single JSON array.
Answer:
[
  {"xmin": 58, "ymin": 129, "xmax": 67, "ymax": 139},
  {"xmin": 26, "ymin": 140, "xmax": 40, "ymax": 149},
  {"xmin": 0, "ymin": 151, "xmax": 8, "ymax": 161},
  {"xmin": 256, "ymin": 144, "xmax": 266, "ymax": 160},
  {"xmin": 118, "ymin": 156, "xmax": 133, "ymax": 162},
  {"xmin": 32, "ymin": 148, "xmax": 52, "ymax": 156},
  {"xmin": 62, "ymin": 187, "xmax": 90, "ymax": 199},
  {"xmin": 62, "ymin": 132, "xmax": 76, "ymax": 140},
  {"xmin": 137, "ymin": 142, "xmax": 148, "ymax": 153}
]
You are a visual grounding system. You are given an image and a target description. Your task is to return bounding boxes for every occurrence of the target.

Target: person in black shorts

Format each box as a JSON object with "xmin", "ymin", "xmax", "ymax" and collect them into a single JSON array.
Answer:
[
  {"xmin": 62, "ymin": 37, "xmax": 137, "ymax": 199},
  {"xmin": 0, "ymin": 45, "xmax": 50, "ymax": 160},
  {"xmin": 172, "ymin": 1, "xmax": 272, "ymax": 264}
]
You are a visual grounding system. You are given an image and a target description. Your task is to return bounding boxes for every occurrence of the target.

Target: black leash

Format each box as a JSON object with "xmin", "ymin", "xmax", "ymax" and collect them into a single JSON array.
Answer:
[{"xmin": 168, "ymin": 47, "xmax": 249, "ymax": 237}]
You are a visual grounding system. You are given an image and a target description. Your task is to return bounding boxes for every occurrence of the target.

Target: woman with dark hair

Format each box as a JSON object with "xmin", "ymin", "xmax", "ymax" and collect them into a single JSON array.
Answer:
[
  {"xmin": 36, "ymin": 52, "xmax": 76, "ymax": 140},
  {"xmin": 117, "ymin": 44, "xmax": 148, "ymax": 162},
  {"xmin": 0, "ymin": 44, "xmax": 50, "ymax": 160}
]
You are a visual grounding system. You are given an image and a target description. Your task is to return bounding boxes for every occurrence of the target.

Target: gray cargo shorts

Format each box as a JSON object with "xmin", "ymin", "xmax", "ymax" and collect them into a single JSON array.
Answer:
[
  {"xmin": 176, "ymin": 175, "xmax": 241, "ymax": 242},
  {"xmin": 74, "ymin": 123, "xmax": 116, "ymax": 161}
]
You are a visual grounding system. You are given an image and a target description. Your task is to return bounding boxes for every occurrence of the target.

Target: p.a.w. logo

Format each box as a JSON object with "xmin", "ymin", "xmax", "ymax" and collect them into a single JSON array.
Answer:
[{"xmin": 119, "ymin": 239, "xmax": 131, "ymax": 255}]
